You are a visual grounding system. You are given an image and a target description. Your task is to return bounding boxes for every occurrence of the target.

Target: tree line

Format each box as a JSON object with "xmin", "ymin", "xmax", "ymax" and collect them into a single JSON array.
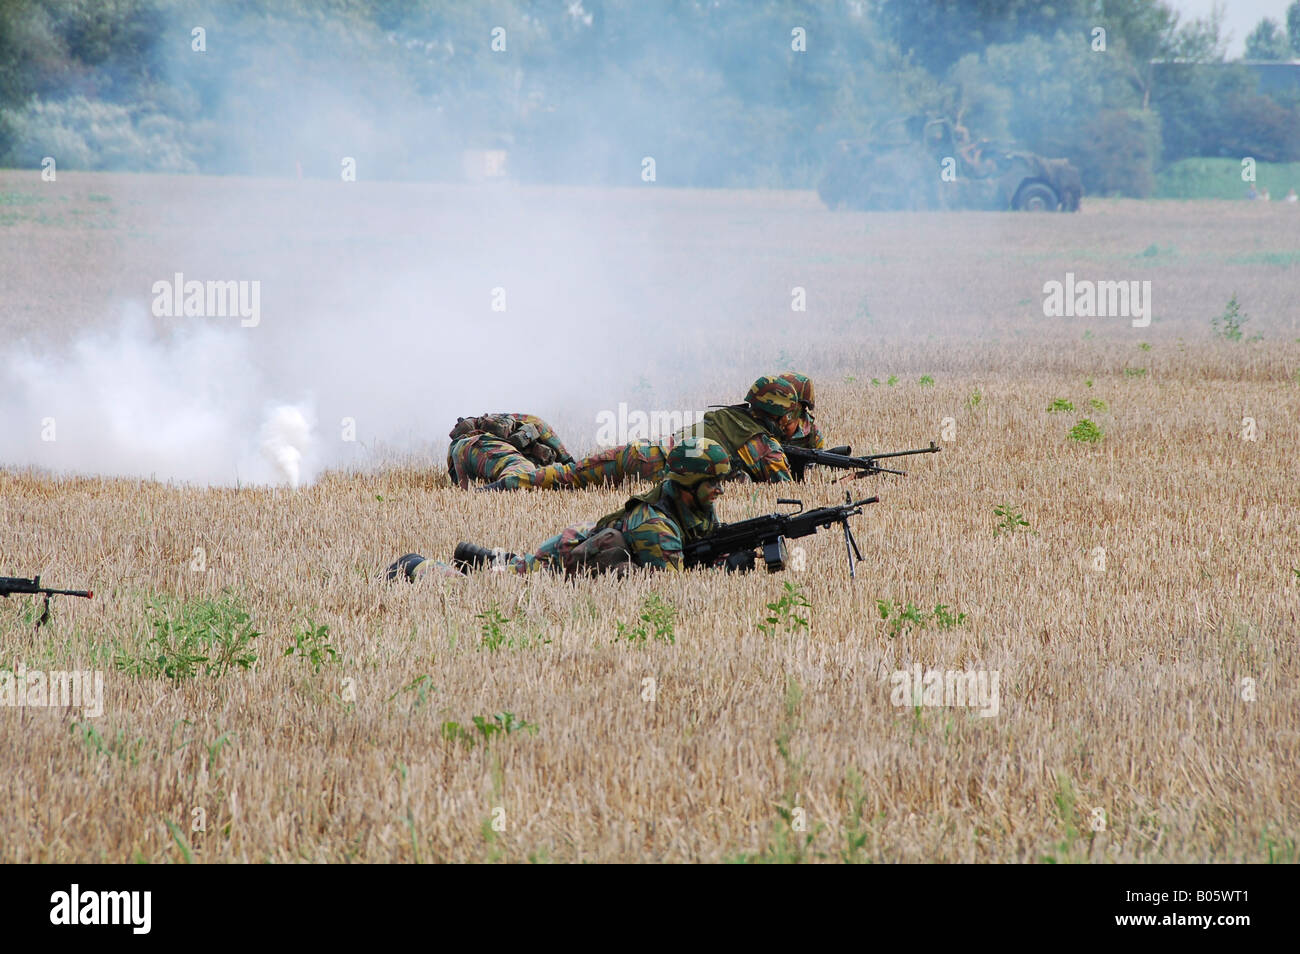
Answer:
[{"xmin": 2, "ymin": 0, "xmax": 1298, "ymax": 196}]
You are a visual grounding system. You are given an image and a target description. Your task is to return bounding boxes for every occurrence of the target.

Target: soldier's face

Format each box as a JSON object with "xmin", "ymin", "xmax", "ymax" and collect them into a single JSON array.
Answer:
[
  {"xmin": 695, "ymin": 479, "xmax": 725, "ymax": 504},
  {"xmin": 777, "ymin": 410, "xmax": 800, "ymax": 438}
]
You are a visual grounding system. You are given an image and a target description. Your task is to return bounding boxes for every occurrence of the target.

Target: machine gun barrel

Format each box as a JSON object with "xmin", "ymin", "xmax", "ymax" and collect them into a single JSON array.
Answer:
[{"xmin": 782, "ymin": 441, "xmax": 940, "ymax": 479}]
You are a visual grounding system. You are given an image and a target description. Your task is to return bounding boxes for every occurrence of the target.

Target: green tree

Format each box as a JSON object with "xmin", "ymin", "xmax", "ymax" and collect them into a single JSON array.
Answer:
[
  {"xmin": 1289, "ymin": 1, "xmax": 1300, "ymax": 57},
  {"xmin": 877, "ymin": 0, "xmax": 1092, "ymax": 75},
  {"xmin": 1245, "ymin": 18, "xmax": 1291, "ymax": 61}
]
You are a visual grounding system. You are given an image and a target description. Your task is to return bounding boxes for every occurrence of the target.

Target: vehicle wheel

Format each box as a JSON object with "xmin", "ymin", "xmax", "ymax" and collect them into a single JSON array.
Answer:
[{"xmin": 1013, "ymin": 181, "xmax": 1060, "ymax": 211}]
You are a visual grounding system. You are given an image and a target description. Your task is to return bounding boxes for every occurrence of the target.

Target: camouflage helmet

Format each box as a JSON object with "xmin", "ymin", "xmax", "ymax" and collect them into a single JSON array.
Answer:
[
  {"xmin": 667, "ymin": 436, "xmax": 731, "ymax": 487},
  {"xmin": 745, "ymin": 375, "xmax": 799, "ymax": 421},
  {"xmin": 779, "ymin": 372, "xmax": 815, "ymax": 411}
]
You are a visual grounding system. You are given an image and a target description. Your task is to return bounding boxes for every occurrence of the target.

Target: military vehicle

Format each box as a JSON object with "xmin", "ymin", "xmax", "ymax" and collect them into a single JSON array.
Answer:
[{"xmin": 818, "ymin": 117, "xmax": 1082, "ymax": 212}]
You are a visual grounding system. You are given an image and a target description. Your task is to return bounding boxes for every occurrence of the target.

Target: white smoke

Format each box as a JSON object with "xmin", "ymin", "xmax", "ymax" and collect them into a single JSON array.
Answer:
[
  {"xmin": 0, "ymin": 181, "xmax": 774, "ymax": 488},
  {"xmin": 259, "ymin": 404, "xmax": 314, "ymax": 488},
  {"xmin": 0, "ymin": 305, "xmax": 315, "ymax": 486}
]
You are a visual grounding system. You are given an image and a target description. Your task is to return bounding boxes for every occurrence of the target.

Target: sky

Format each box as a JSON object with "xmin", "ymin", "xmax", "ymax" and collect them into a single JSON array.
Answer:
[{"xmin": 1169, "ymin": 0, "xmax": 1296, "ymax": 57}]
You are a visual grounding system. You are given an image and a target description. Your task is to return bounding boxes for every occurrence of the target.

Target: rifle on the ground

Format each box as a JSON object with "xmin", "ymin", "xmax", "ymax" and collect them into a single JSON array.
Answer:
[
  {"xmin": 683, "ymin": 494, "xmax": 879, "ymax": 578},
  {"xmin": 0, "ymin": 575, "xmax": 94, "ymax": 628},
  {"xmin": 782, "ymin": 441, "xmax": 940, "ymax": 480}
]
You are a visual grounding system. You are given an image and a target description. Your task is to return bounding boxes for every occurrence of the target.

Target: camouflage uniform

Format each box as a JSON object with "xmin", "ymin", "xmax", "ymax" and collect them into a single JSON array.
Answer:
[
  {"xmin": 488, "ymin": 376, "xmax": 799, "ymax": 490},
  {"xmin": 446, "ymin": 413, "xmax": 575, "ymax": 489},
  {"xmin": 505, "ymin": 477, "xmax": 718, "ymax": 573},
  {"xmin": 507, "ymin": 439, "xmax": 671, "ymax": 490},
  {"xmin": 392, "ymin": 438, "xmax": 732, "ymax": 581}
]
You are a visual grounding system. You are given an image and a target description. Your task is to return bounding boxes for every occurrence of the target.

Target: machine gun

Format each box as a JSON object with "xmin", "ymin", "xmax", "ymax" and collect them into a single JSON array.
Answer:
[
  {"xmin": 782, "ymin": 441, "xmax": 940, "ymax": 480},
  {"xmin": 683, "ymin": 495, "xmax": 879, "ymax": 579},
  {"xmin": 0, "ymin": 575, "xmax": 94, "ymax": 628}
]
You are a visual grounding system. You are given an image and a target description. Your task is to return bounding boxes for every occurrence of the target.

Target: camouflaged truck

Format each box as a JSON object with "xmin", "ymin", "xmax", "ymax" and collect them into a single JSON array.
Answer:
[{"xmin": 818, "ymin": 117, "xmax": 1082, "ymax": 213}]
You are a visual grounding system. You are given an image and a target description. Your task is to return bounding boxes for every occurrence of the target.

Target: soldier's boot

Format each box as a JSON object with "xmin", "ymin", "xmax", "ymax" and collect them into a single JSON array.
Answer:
[
  {"xmin": 453, "ymin": 541, "xmax": 516, "ymax": 573},
  {"xmin": 385, "ymin": 553, "xmax": 427, "ymax": 583}
]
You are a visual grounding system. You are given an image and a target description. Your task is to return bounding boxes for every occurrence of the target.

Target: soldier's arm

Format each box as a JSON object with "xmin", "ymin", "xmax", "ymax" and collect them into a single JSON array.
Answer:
[
  {"xmin": 736, "ymin": 434, "xmax": 794, "ymax": 482},
  {"xmin": 518, "ymin": 414, "xmax": 574, "ymax": 463},
  {"xmin": 543, "ymin": 431, "xmax": 574, "ymax": 464}
]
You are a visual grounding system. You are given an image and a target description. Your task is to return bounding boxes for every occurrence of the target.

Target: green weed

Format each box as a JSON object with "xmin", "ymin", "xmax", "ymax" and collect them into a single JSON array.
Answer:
[
  {"xmin": 1212, "ymin": 293, "xmax": 1247, "ymax": 341},
  {"xmin": 931, "ymin": 603, "xmax": 968, "ymax": 630},
  {"xmin": 442, "ymin": 712, "xmax": 538, "ymax": 750},
  {"xmin": 115, "ymin": 593, "xmax": 260, "ymax": 681},
  {"xmin": 163, "ymin": 817, "xmax": 195, "ymax": 863},
  {"xmin": 729, "ymin": 678, "xmax": 822, "ymax": 863},
  {"xmin": 993, "ymin": 503, "xmax": 1032, "ymax": 535},
  {"xmin": 758, "ymin": 582, "xmax": 812, "ymax": 637},
  {"xmin": 1041, "ymin": 773, "xmax": 1088, "ymax": 864},
  {"xmin": 839, "ymin": 770, "xmax": 878, "ymax": 863},
  {"xmin": 1047, "ymin": 398, "xmax": 1074, "ymax": 413},
  {"xmin": 283, "ymin": 620, "xmax": 339, "ymax": 673},
  {"xmin": 876, "ymin": 599, "xmax": 928, "ymax": 639},
  {"xmin": 474, "ymin": 605, "xmax": 548, "ymax": 652},
  {"xmin": 615, "ymin": 593, "xmax": 677, "ymax": 645},
  {"xmin": 876, "ymin": 599, "xmax": 967, "ymax": 638},
  {"xmin": 70, "ymin": 721, "xmax": 146, "ymax": 765},
  {"xmin": 389, "ymin": 673, "xmax": 437, "ymax": 712},
  {"xmin": 1069, "ymin": 418, "xmax": 1104, "ymax": 443},
  {"xmin": 1262, "ymin": 833, "xmax": 1299, "ymax": 864},
  {"xmin": 477, "ymin": 606, "xmax": 511, "ymax": 651}
]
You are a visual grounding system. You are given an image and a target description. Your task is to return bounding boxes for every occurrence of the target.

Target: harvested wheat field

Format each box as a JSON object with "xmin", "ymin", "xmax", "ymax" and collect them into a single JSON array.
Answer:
[{"xmin": 1, "ymin": 172, "xmax": 1298, "ymax": 863}]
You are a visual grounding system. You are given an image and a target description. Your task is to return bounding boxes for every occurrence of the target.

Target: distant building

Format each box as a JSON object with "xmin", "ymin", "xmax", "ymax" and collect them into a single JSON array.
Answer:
[
  {"xmin": 462, "ymin": 149, "xmax": 509, "ymax": 182},
  {"xmin": 1237, "ymin": 61, "xmax": 1300, "ymax": 94},
  {"xmin": 1152, "ymin": 59, "xmax": 1300, "ymax": 94},
  {"xmin": 462, "ymin": 136, "xmax": 512, "ymax": 182}
]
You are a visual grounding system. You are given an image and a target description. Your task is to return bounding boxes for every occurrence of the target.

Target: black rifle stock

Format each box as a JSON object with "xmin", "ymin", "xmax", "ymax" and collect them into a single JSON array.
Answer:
[
  {"xmin": 783, "ymin": 441, "xmax": 940, "ymax": 479},
  {"xmin": 683, "ymin": 495, "xmax": 879, "ymax": 578},
  {"xmin": 0, "ymin": 575, "xmax": 94, "ymax": 628}
]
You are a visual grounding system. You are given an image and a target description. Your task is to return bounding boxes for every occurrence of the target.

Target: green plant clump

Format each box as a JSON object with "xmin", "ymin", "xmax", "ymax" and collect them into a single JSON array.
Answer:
[
  {"xmin": 115, "ymin": 593, "xmax": 260, "ymax": 681},
  {"xmin": 284, "ymin": 620, "xmax": 339, "ymax": 673},
  {"xmin": 758, "ymin": 582, "xmax": 812, "ymax": 637},
  {"xmin": 993, "ymin": 504, "xmax": 1032, "ymax": 535},
  {"xmin": 1069, "ymin": 419, "xmax": 1104, "ymax": 443},
  {"xmin": 615, "ymin": 594, "xmax": 677, "ymax": 645},
  {"xmin": 1212, "ymin": 293, "xmax": 1247, "ymax": 341}
]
